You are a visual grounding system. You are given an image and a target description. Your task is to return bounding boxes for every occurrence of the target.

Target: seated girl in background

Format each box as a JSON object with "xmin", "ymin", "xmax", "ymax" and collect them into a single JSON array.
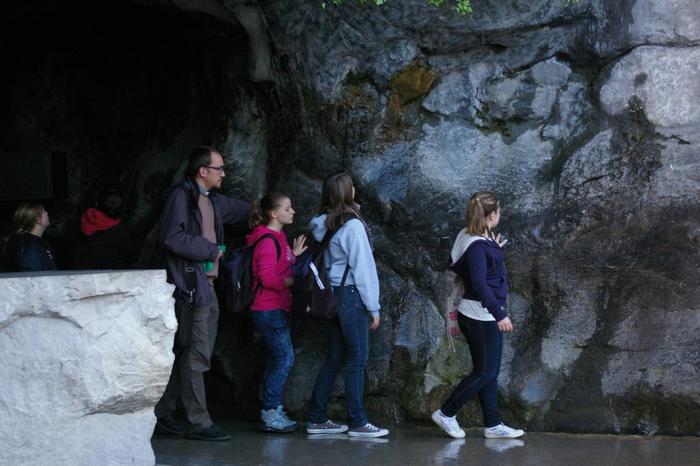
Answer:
[{"xmin": 4, "ymin": 202, "xmax": 56, "ymax": 272}]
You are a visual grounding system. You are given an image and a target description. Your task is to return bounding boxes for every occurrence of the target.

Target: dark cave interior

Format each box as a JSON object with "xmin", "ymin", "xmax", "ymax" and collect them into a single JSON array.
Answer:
[{"xmin": 0, "ymin": 0, "xmax": 253, "ymax": 266}]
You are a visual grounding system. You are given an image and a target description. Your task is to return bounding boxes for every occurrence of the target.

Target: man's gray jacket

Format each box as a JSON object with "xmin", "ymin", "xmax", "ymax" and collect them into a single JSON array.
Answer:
[{"xmin": 156, "ymin": 178, "xmax": 250, "ymax": 306}]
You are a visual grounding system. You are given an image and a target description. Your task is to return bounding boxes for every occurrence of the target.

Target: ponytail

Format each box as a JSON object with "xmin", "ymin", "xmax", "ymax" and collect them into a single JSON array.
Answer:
[
  {"xmin": 249, "ymin": 199, "xmax": 264, "ymax": 229},
  {"xmin": 466, "ymin": 192, "xmax": 499, "ymax": 235},
  {"xmin": 249, "ymin": 192, "xmax": 288, "ymax": 229},
  {"xmin": 13, "ymin": 203, "xmax": 45, "ymax": 234}
]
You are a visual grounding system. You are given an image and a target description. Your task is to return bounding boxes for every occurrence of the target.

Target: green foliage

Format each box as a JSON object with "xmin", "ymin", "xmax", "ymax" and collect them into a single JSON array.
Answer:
[
  {"xmin": 322, "ymin": 0, "xmax": 472, "ymax": 15},
  {"xmin": 426, "ymin": 0, "xmax": 473, "ymax": 15},
  {"xmin": 322, "ymin": 0, "xmax": 580, "ymax": 15}
]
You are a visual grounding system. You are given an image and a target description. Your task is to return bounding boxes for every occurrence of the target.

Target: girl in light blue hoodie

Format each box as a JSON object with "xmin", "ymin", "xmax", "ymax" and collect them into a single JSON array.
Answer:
[{"xmin": 305, "ymin": 171, "xmax": 389, "ymax": 438}]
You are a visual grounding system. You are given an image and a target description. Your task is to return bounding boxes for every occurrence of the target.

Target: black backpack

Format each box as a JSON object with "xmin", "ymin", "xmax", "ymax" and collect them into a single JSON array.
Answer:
[
  {"xmin": 292, "ymin": 228, "xmax": 349, "ymax": 320},
  {"xmin": 221, "ymin": 233, "xmax": 280, "ymax": 313}
]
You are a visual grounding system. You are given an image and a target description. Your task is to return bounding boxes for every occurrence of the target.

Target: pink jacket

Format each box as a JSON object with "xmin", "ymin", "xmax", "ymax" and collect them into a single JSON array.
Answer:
[{"xmin": 246, "ymin": 225, "xmax": 295, "ymax": 312}]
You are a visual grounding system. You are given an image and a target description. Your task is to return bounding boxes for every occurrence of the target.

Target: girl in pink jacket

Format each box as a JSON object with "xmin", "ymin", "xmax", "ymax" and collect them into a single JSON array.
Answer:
[{"xmin": 246, "ymin": 192, "xmax": 307, "ymax": 433}]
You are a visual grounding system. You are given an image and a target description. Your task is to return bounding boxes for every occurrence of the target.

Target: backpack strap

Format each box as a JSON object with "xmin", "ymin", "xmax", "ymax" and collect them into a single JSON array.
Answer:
[
  {"xmin": 250, "ymin": 233, "xmax": 282, "ymax": 295},
  {"xmin": 252, "ymin": 233, "xmax": 281, "ymax": 260},
  {"xmin": 339, "ymin": 263, "xmax": 350, "ymax": 287},
  {"xmin": 318, "ymin": 224, "xmax": 351, "ymax": 288}
]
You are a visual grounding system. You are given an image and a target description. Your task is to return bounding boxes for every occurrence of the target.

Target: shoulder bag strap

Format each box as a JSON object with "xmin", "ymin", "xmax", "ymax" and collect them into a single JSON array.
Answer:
[
  {"xmin": 181, "ymin": 186, "xmax": 199, "ymax": 305},
  {"xmin": 252, "ymin": 233, "xmax": 281, "ymax": 260}
]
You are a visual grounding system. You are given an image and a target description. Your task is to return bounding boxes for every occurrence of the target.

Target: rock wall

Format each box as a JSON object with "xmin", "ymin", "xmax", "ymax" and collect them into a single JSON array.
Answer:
[
  {"xmin": 2, "ymin": 0, "xmax": 698, "ymax": 437},
  {"xmin": 0, "ymin": 271, "xmax": 176, "ymax": 466},
  {"xmin": 208, "ymin": 0, "xmax": 700, "ymax": 435}
]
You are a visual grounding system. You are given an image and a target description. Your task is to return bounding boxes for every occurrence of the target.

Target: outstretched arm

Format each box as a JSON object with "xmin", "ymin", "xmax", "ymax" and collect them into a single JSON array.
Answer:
[{"xmin": 156, "ymin": 188, "xmax": 219, "ymax": 262}]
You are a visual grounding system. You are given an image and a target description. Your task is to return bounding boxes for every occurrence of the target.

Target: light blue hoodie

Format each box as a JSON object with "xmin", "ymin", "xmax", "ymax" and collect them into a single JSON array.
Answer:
[{"xmin": 309, "ymin": 214, "xmax": 380, "ymax": 316}]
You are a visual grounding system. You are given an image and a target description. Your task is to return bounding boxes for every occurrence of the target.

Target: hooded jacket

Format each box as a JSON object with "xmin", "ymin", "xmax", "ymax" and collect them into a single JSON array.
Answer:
[
  {"xmin": 246, "ymin": 225, "xmax": 295, "ymax": 312},
  {"xmin": 80, "ymin": 208, "xmax": 121, "ymax": 235},
  {"xmin": 70, "ymin": 209, "xmax": 135, "ymax": 269},
  {"xmin": 450, "ymin": 228, "xmax": 509, "ymax": 322},
  {"xmin": 156, "ymin": 178, "xmax": 250, "ymax": 306},
  {"xmin": 309, "ymin": 214, "xmax": 380, "ymax": 316}
]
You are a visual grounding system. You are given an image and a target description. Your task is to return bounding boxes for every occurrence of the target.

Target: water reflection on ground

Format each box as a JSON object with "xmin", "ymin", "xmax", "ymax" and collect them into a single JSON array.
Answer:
[{"xmin": 153, "ymin": 421, "xmax": 700, "ymax": 466}]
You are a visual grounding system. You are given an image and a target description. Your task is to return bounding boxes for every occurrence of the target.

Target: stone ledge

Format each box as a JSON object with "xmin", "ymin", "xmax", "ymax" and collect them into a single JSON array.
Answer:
[{"xmin": 0, "ymin": 270, "xmax": 176, "ymax": 466}]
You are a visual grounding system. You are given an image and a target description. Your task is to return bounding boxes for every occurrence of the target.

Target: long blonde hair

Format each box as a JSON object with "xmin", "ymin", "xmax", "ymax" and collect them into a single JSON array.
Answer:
[
  {"xmin": 13, "ymin": 203, "xmax": 45, "ymax": 233},
  {"xmin": 466, "ymin": 192, "xmax": 499, "ymax": 235}
]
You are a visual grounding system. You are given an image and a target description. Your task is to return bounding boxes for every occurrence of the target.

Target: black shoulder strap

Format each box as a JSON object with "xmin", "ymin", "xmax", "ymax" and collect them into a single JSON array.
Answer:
[
  {"xmin": 318, "ymin": 225, "xmax": 351, "ymax": 286},
  {"xmin": 179, "ymin": 184, "xmax": 199, "ymax": 305},
  {"xmin": 339, "ymin": 263, "xmax": 350, "ymax": 287},
  {"xmin": 252, "ymin": 233, "xmax": 281, "ymax": 260}
]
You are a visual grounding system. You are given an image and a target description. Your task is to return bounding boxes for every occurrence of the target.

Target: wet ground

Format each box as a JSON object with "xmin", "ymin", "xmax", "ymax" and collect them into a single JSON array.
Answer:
[{"xmin": 153, "ymin": 421, "xmax": 700, "ymax": 466}]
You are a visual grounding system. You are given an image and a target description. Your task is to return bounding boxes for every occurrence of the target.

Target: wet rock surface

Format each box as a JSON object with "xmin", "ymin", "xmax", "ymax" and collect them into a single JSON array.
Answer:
[{"xmin": 228, "ymin": 0, "xmax": 700, "ymax": 435}]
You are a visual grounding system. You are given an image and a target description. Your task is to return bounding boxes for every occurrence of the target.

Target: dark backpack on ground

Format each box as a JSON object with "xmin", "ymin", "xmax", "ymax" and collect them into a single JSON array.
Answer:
[
  {"xmin": 292, "ymin": 228, "xmax": 350, "ymax": 320},
  {"xmin": 221, "ymin": 233, "xmax": 280, "ymax": 313}
]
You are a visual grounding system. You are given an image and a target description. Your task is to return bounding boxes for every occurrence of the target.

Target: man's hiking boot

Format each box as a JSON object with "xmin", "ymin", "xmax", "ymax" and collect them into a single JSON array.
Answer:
[
  {"xmin": 186, "ymin": 424, "xmax": 231, "ymax": 441},
  {"xmin": 154, "ymin": 416, "xmax": 184, "ymax": 436}
]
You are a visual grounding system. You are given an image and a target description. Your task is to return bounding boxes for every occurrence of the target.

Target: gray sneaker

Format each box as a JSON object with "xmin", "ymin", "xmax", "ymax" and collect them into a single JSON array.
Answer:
[
  {"xmin": 276, "ymin": 406, "xmax": 298, "ymax": 427},
  {"xmin": 347, "ymin": 423, "xmax": 389, "ymax": 438},
  {"xmin": 306, "ymin": 419, "xmax": 349, "ymax": 434},
  {"xmin": 260, "ymin": 406, "xmax": 298, "ymax": 433}
]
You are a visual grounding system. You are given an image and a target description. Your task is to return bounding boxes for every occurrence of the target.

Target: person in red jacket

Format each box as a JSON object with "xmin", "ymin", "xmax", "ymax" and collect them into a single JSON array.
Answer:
[{"xmin": 246, "ymin": 192, "xmax": 307, "ymax": 433}]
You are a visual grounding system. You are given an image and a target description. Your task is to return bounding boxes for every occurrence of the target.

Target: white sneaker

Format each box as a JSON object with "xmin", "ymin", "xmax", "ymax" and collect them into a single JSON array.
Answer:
[
  {"xmin": 484, "ymin": 423, "xmax": 525, "ymax": 439},
  {"xmin": 434, "ymin": 438, "xmax": 466, "ymax": 461},
  {"xmin": 484, "ymin": 439, "xmax": 525, "ymax": 452},
  {"xmin": 431, "ymin": 409, "xmax": 466, "ymax": 439}
]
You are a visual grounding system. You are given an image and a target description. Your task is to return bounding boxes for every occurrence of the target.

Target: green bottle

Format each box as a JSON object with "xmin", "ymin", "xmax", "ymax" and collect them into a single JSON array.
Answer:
[{"xmin": 203, "ymin": 244, "xmax": 226, "ymax": 272}]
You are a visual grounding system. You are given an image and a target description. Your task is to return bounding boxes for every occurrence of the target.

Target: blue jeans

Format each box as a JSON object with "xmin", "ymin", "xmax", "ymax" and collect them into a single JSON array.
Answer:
[
  {"xmin": 249, "ymin": 310, "xmax": 295, "ymax": 410},
  {"xmin": 441, "ymin": 314, "xmax": 503, "ymax": 427},
  {"xmin": 309, "ymin": 285, "xmax": 370, "ymax": 428}
]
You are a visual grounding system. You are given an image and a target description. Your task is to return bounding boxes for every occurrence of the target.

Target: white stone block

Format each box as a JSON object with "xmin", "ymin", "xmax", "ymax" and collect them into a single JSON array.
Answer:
[{"xmin": 0, "ymin": 270, "xmax": 176, "ymax": 466}]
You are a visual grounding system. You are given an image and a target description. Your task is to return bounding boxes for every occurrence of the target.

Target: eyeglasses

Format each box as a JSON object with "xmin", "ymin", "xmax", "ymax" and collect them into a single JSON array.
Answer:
[{"xmin": 204, "ymin": 165, "xmax": 225, "ymax": 173}]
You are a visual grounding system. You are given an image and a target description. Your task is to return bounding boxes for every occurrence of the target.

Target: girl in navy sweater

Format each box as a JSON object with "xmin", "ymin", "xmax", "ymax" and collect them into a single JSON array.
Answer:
[
  {"xmin": 4, "ymin": 203, "xmax": 56, "ymax": 272},
  {"xmin": 432, "ymin": 192, "xmax": 524, "ymax": 439}
]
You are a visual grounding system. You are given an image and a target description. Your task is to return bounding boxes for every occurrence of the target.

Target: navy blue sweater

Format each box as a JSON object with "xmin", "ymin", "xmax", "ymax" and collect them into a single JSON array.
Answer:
[
  {"xmin": 451, "ymin": 239, "xmax": 509, "ymax": 321},
  {"xmin": 4, "ymin": 233, "xmax": 57, "ymax": 272}
]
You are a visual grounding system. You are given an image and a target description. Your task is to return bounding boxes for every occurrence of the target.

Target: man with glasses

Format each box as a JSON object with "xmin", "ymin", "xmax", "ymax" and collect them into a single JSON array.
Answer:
[{"xmin": 154, "ymin": 145, "xmax": 250, "ymax": 441}]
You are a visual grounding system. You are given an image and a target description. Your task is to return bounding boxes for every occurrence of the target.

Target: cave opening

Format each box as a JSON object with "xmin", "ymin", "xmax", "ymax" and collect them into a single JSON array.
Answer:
[{"xmin": 0, "ymin": 0, "xmax": 255, "ymax": 266}]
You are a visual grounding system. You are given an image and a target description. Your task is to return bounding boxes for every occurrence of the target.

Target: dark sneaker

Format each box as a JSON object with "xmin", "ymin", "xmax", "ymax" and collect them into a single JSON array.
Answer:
[
  {"xmin": 186, "ymin": 424, "xmax": 231, "ymax": 441},
  {"xmin": 306, "ymin": 419, "xmax": 349, "ymax": 434},
  {"xmin": 347, "ymin": 423, "xmax": 389, "ymax": 438},
  {"xmin": 154, "ymin": 417, "xmax": 184, "ymax": 436}
]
